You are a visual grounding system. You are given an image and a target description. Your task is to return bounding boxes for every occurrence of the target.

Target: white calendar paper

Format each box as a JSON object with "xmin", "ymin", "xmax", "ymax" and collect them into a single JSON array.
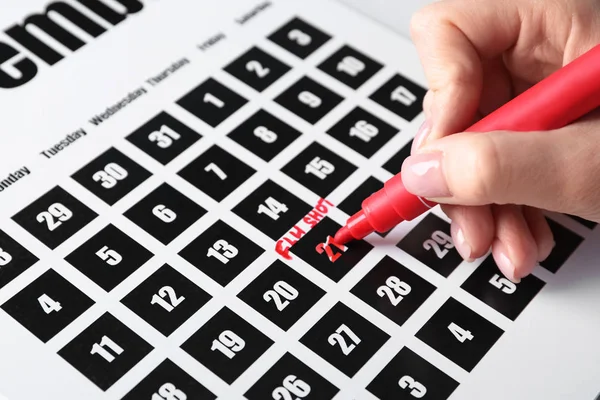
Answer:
[{"xmin": 0, "ymin": 1, "xmax": 599, "ymax": 399}]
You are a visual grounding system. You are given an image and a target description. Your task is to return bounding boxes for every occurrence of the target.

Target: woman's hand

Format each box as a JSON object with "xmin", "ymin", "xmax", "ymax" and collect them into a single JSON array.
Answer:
[{"xmin": 403, "ymin": 0, "xmax": 600, "ymax": 282}]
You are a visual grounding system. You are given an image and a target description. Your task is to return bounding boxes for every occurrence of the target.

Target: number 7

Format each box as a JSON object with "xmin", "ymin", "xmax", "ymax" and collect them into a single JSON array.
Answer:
[{"xmin": 205, "ymin": 163, "xmax": 227, "ymax": 180}]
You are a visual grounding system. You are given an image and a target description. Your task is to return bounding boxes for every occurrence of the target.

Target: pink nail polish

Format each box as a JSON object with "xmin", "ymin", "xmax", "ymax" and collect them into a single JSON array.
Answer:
[
  {"xmin": 401, "ymin": 152, "xmax": 451, "ymax": 198},
  {"xmin": 494, "ymin": 242, "xmax": 521, "ymax": 283},
  {"xmin": 411, "ymin": 120, "xmax": 431, "ymax": 154},
  {"xmin": 451, "ymin": 223, "xmax": 473, "ymax": 262}
]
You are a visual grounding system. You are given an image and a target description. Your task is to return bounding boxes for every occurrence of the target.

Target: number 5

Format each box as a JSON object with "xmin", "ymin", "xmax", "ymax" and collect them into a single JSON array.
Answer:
[
  {"xmin": 96, "ymin": 246, "xmax": 122, "ymax": 266},
  {"xmin": 489, "ymin": 274, "xmax": 517, "ymax": 294}
]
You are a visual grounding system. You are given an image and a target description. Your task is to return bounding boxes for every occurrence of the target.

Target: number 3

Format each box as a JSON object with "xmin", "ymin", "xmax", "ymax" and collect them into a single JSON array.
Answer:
[
  {"xmin": 398, "ymin": 375, "xmax": 427, "ymax": 398},
  {"xmin": 288, "ymin": 29, "xmax": 311, "ymax": 46}
]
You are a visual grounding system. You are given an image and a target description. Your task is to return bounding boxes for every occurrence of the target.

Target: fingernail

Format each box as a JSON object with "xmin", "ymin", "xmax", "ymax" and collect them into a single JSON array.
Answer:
[
  {"xmin": 452, "ymin": 223, "xmax": 473, "ymax": 262},
  {"xmin": 401, "ymin": 152, "xmax": 451, "ymax": 198},
  {"xmin": 495, "ymin": 242, "xmax": 521, "ymax": 283},
  {"xmin": 411, "ymin": 119, "xmax": 431, "ymax": 154}
]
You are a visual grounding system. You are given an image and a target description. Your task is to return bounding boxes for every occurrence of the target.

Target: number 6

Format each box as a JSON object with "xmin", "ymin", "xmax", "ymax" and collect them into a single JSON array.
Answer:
[{"xmin": 153, "ymin": 205, "xmax": 177, "ymax": 223}]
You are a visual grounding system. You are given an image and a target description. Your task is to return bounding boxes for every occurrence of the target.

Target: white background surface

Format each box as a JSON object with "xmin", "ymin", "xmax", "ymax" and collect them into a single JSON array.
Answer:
[{"xmin": 337, "ymin": 0, "xmax": 436, "ymax": 38}]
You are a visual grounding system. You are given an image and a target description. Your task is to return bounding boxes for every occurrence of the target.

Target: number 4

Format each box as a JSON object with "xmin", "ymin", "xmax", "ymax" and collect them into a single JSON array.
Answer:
[
  {"xmin": 448, "ymin": 322, "xmax": 473, "ymax": 343},
  {"xmin": 38, "ymin": 294, "xmax": 61, "ymax": 314}
]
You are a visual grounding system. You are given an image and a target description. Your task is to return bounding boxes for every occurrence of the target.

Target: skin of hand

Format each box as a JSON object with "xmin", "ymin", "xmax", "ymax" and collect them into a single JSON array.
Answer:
[{"xmin": 403, "ymin": 0, "xmax": 600, "ymax": 282}]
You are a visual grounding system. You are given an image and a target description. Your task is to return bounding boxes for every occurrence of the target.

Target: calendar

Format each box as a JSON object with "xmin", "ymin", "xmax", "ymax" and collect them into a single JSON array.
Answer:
[{"xmin": 0, "ymin": 0, "xmax": 599, "ymax": 399}]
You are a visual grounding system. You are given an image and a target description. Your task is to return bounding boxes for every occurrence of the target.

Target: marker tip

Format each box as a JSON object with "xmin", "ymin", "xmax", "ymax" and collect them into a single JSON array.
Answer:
[{"xmin": 333, "ymin": 226, "xmax": 354, "ymax": 246}]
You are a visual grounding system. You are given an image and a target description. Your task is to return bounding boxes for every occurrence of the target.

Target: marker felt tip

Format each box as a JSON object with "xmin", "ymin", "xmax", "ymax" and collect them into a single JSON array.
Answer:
[{"xmin": 334, "ymin": 43, "xmax": 600, "ymax": 245}]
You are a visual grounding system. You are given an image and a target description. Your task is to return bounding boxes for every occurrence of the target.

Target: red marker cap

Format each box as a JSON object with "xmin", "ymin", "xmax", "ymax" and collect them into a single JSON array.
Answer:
[{"xmin": 335, "ymin": 43, "xmax": 600, "ymax": 245}]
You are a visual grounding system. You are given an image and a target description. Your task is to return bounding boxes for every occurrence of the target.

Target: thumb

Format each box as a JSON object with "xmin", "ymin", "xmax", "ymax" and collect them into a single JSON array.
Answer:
[{"xmin": 400, "ymin": 117, "xmax": 600, "ymax": 221}]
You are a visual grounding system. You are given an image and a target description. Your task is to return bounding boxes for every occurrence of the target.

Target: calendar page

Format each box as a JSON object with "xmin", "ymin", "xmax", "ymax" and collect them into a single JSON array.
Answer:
[{"xmin": 0, "ymin": 1, "xmax": 599, "ymax": 399}]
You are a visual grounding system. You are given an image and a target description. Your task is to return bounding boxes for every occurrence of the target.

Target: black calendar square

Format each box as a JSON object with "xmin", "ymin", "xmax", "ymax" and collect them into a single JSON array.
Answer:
[
  {"xmin": 275, "ymin": 76, "xmax": 343, "ymax": 124},
  {"xmin": 224, "ymin": 46, "xmax": 291, "ymax": 92},
  {"xmin": 318, "ymin": 45, "xmax": 383, "ymax": 89},
  {"xmin": 12, "ymin": 186, "xmax": 97, "ymax": 250},
  {"xmin": 238, "ymin": 260, "xmax": 325, "ymax": 331},
  {"xmin": 566, "ymin": 214, "xmax": 597, "ymax": 229},
  {"xmin": 338, "ymin": 176, "xmax": 383, "ymax": 216},
  {"xmin": 65, "ymin": 224, "xmax": 153, "ymax": 292},
  {"xmin": 245, "ymin": 353, "xmax": 339, "ymax": 400},
  {"xmin": 367, "ymin": 347, "xmax": 459, "ymax": 400},
  {"xmin": 541, "ymin": 218, "xmax": 584, "ymax": 273},
  {"xmin": 397, "ymin": 213, "xmax": 463, "ymax": 277},
  {"xmin": 383, "ymin": 139, "xmax": 413, "ymax": 174},
  {"xmin": 179, "ymin": 220, "xmax": 264, "ymax": 287},
  {"xmin": 1, "ymin": 269, "xmax": 94, "ymax": 343},
  {"xmin": 290, "ymin": 218, "xmax": 372, "ymax": 283},
  {"xmin": 126, "ymin": 112, "xmax": 202, "ymax": 165},
  {"xmin": 268, "ymin": 17, "xmax": 331, "ymax": 59},
  {"xmin": 124, "ymin": 183, "xmax": 206, "ymax": 245},
  {"xmin": 227, "ymin": 109, "xmax": 301, "ymax": 162},
  {"xmin": 177, "ymin": 78, "xmax": 248, "ymax": 127},
  {"xmin": 300, "ymin": 302, "xmax": 389, "ymax": 377},
  {"xmin": 178, "ymin": 145, "xmax": 255, "ymax": 202},
  {"xmin": 121, "ymin": 264, "xmax": 211, "ymax": 337},
  {"xmin": 416, "ymin": 297, "xmax": 503, "ymax": 372},
  {"xmin": 182, "ymin": 307, "xmax": 273, "ymax": 384},
  {"xmin": 232, "ymin": 179, "xmax": 312, "ymax": 240},
  {"xmin": 351, "ymin": 256, "xmax": 436, "ymax": 326},
  {"xmin": 338, "ymin": 176, "xmax": 390, "ymax": 233},
  {"xmin": 0, "ymin": 229, "xmax": 38, "ymax": 289},
  {"xmin": 281, "ymin": 141, "xmax": 357, "ymax": 197},
  {"xmin": 326, "ymin": 107, "xmax": 399, "ymax": 158},
  {"xmin": 122, "ymin": 359, "xmax": 215, "ymax": 400},
  {"xmin": 461, "ymin": 255, "xmax": 545, "ymax": 321},
  {"xmin": 71, "ymin": 148, "xmax": 151, "ymax": 205},
  {"xmin": 370, "ymin": 74, "xmax": 427, "ymax": 122},
  {"xmin": 58, "ymin": 313, "xmax": 153, "ymax": 391}
]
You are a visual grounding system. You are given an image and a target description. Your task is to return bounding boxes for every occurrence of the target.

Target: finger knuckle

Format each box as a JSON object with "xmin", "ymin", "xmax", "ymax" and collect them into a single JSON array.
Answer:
[
  {"xmin": 410, "ymin": 4, "xmax": 441, "ymax": 38},
  {"xmin": 454, "ymin": 135, "xmax": 505, "ymax": 203}
]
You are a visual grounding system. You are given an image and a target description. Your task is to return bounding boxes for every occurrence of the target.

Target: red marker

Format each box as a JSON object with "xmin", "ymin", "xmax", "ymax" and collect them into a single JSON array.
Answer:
[{"xmin": 334, "ymin": 43, "xmax": 600, "ymax": 245}]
